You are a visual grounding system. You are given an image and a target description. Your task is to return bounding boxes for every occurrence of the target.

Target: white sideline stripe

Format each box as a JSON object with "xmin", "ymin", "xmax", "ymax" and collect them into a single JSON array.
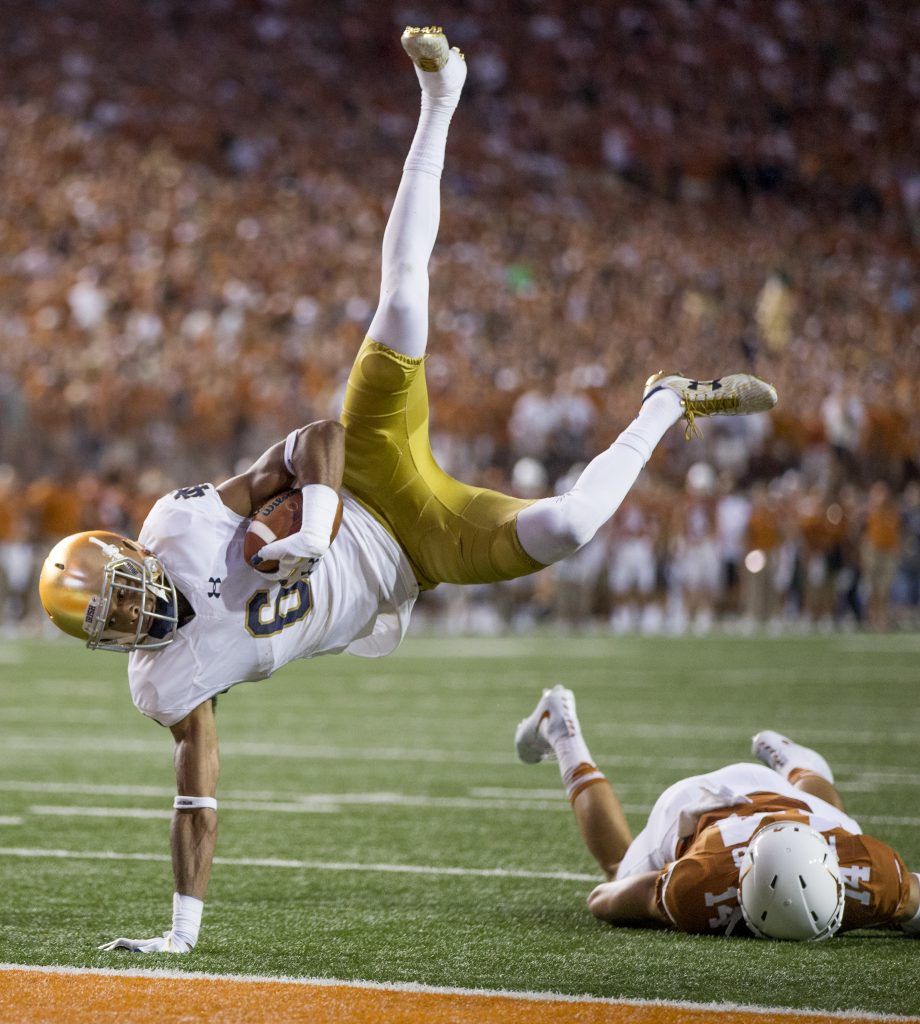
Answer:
[
  {"xmin": 0, "ymin": 817, "xmax": 23, "ymax": 826},
  {"xmin": 0, "ymin": 964, "xmax": 914, "ymax": 1022},
  {"xmin": 0, "ymin": 847, "xmax": 598, "ymax": 882}
]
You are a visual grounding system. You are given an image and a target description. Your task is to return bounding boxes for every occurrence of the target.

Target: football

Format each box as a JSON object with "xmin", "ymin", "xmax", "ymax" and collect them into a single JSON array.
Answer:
[{"xmin": 244, "ymin": 489, "xmax": 344, "ymax": 574}]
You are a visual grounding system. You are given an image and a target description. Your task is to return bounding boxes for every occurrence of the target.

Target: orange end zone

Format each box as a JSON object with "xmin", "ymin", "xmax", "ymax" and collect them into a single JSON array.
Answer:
[{"xmin": 1, "ymin": 968, "xmax": 913, "ymax": 1024}]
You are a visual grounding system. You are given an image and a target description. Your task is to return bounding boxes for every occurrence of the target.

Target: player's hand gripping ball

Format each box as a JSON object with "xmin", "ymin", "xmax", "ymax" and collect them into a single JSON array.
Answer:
[{"xmin": 244, "ymin": 490, "xmax": 343, "ymax": 575}]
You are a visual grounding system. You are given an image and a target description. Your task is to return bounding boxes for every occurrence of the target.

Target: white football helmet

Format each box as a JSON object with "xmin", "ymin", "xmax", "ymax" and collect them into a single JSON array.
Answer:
[
  {"xmin": 738, "ymin": 820, "xmax": 845, "ymax": 941},
  {"xmin": 39, "ymin": 531, "xmax": 178, "ymax": 653}
]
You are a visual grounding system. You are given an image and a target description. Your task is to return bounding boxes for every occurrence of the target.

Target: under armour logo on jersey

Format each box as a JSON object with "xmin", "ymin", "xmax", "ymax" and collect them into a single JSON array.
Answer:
[
  {"xmin": 174, "ymin": 484, "xmax": 212, "ymax": 500},
  {"xmin": 207, "ymin": 577, "xmax": 222, "ymax": 598}
]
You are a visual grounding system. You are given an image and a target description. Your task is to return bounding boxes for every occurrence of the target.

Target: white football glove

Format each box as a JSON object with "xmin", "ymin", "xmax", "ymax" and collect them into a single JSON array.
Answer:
[
  {"xmin": 255, "ymin": 534, "xmax": 328, "ymax": 582},
  {"xmin": 99, "ymin": 931, "xmax": 192, "ymax": 954},
  {"xmin": 255, "ymin": 484, "xmax": 340, "ymax": 581}
]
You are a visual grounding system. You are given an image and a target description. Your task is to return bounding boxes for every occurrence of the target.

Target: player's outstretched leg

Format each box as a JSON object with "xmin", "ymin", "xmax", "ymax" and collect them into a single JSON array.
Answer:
[
  {"xmin": 516, "ymin": 370, "xmax": 777, "ymax": 565},
  {"xmin": 752, "ymin": 728, "xmax": 846, "ymax": 810},
  {"xmin": 515, "ymin": 686, "xmax": 632, "ymax": 879},
  {"xmin": 365, "ymin": 28, "xmax": 467, "ymax": 359}
]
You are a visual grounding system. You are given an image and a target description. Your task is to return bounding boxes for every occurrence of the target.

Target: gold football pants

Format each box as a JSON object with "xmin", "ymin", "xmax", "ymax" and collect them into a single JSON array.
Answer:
[{"xmin": 341, "ymin": 338, "xmax": 545, "ymax": 590}]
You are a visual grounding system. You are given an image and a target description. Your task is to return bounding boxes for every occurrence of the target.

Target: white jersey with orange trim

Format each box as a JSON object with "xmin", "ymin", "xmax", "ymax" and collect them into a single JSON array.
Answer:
[
  {"xmin": 128, "ymin": 484, "xmax": 418, "ymax": 727},
  {"xmin": 621, "ymin": 763, "xmax": 911, "ymax": 936}
]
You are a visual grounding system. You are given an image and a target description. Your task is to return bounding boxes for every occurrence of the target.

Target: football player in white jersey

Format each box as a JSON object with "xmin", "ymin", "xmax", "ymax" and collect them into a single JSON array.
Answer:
[
  {"xmin": 515, "ymin": 687, "xmax": 920, "ymax": 940},
  {"xmin": 39, "ymin": 28, "xmax": 777, "ymax": 953}
]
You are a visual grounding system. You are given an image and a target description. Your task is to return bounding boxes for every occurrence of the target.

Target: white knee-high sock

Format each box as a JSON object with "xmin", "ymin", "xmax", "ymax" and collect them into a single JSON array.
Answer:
[
  {"xmin": 366, "ymin": 52, "xmax": 466, "ymax": 358},
  {"xmin": 540, "ymin": 698, "xmax": 607, "ymax": 803},
  {"xmin": 517, "ymin": 389, "xmax": 682, "ymax": 565}
]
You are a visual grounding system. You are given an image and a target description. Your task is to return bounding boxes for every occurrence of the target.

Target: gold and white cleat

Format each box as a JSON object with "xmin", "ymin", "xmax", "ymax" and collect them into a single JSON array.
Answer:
[
  {"xmin": 643, "ymin": 370, "xmax": 778, "ymax": 439},
  {"xmin": 401, "ymin": 26, "xmax": 464, "ymax": 71}
]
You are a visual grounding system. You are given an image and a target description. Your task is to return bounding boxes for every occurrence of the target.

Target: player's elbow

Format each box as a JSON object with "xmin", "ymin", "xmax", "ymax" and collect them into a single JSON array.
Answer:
[
  {"xmin": 587, "ymin": 882, "xmax": 614, "ymax": 921},
  {"xmin": 302, "ymin": 419, "xmax": 345, "ymax": 446}
]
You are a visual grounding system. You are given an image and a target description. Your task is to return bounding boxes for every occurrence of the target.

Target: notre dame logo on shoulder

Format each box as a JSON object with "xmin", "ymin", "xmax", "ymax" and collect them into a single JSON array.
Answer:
[{"xmin": 173, "ymin": 484, "xmax": 212, "ymax": 501}]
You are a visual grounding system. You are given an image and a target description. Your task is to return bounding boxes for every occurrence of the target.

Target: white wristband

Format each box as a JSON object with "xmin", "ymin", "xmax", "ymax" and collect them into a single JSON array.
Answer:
[
  {"xmin": 283, "ymin": 429, "xmax": 300, "ymax": 475},
  {"xmin": 300, "ymin": 484, "xmax": 340, "ymax": 547},
  {"xmin": 174, "ymin": 796, "xmax": 218, "ymax": 811}
]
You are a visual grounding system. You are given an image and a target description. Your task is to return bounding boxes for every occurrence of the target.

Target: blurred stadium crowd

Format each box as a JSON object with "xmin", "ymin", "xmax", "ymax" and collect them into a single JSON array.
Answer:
[{"xmin": 1, "ymin": 0, "xmax": 919, "ymax": 634}]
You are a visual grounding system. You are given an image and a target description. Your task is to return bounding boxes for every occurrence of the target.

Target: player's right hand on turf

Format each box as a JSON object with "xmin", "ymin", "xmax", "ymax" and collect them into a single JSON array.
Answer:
[{"xmin": 99, "ymin": 931, "xmax": 192, "ymax": 954}]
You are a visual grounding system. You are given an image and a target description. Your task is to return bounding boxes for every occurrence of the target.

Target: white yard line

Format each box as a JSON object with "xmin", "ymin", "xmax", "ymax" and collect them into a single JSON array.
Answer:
[
  {"xmin": 29, "ymin": 806, "xmax": 178, "ymax": 820},
  {"xmin": 0, "ymin": 735, "xmax": 714, "ymax": 770},
  {"xmin": 0, "ymin": 846, "xmax": 597, "ymax": 882},
  {"xmin": 0, "ymin": 962, "xmax": 915, "ymax": 1021},
  {"xmin": 5, "ymin": 734, "xmax": 918, "ymax": 780},
  {"xmin": 25, "ymin": 800, "xmax": 920, "ymax": 828},
  {"xmin": 859, "ymin": 815, "xmax": 920, "ymax": 827},
  {"xmin": 26, "ymin": 793, "xmax": 646, "ymax": 816}
]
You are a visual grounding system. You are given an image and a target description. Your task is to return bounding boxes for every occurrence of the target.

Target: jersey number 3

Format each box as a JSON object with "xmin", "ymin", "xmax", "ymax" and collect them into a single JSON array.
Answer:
[{"xmin": 246, "ymin": 581, "xmax": 313, "ymax": 637}]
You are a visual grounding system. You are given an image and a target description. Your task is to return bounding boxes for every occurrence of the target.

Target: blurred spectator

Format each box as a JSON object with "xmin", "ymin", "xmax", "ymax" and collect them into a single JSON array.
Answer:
[
  {"xmin": 715, "ymin": 475, "xmax": 750, "ymax": 618},
  {"xmin": 670, "ymin": 462, "xmax": 721, "ymax": 633},
  {"xmin": 0, "ymin": 466, "xmax": 37, "ymax": 629},
  {"xmin": 607, "ymin": 490, "xmax": 660, "ymax": 633},
  {"xmin": 797, "ymin": 488, "xmax": 845, "ymax": 628},
  {"xmin": 742, "ymin": 482, "xmax": 781, "ymax": 627},
  {"xmin": 861, "ymin": 481, "xmax": 902, "ymax": 631},
  {"xmin": 894, "ymin": 482, "xmax": 920, "ymax": 628},
  {"xmin": 821, "ymin": 381, "xmax": 865, "ymax": 488}
]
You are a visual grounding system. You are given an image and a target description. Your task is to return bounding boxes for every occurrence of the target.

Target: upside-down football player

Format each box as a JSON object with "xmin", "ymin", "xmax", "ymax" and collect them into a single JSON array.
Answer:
[
  {"xmin": 39, "ymin": 29, "xmax": 777, "ymax": 954},
  {"xmin": 515, "ymin": 686, "xmax": 920, "ymax": 940}
]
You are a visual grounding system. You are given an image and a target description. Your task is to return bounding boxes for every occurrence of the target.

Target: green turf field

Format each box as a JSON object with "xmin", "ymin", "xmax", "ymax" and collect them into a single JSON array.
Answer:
[{"xmin": 1, "ymin": 632, "xmax": 918, "ymax": 1016}]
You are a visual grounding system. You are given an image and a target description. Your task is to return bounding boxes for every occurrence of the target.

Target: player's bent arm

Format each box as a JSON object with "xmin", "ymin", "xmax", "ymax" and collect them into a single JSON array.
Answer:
[
  {"xmin": 98, "ymin": 699, "xmax": 219, "ymax": 954},
  {"xmin": 587, "ymin": 872, "xmax": 667, "ymax": 927},
  {"xmin": 216, "ymin": 418, "xmax": 345, "ymax": 517},
  {"xmin": 170, "ymin": 698, "xmax": 220, "ymax": 901}
]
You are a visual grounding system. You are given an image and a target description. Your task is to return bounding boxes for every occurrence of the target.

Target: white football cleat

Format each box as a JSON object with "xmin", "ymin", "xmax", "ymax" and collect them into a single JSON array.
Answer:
[
  {"xmin": 752, "ymin": 729, "xmax": 835, "ymax": 783},
  {"xmin": 514, "ymin": 684, "xmax": 580, "ymax": 764},
  {"xmin": 643, "ymin": 371, "xmax": 777, "ymax": 439}
]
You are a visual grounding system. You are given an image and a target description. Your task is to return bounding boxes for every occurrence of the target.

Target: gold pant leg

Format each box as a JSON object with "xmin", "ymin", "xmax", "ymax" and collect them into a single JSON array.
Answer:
[{"xmin": 341, "ymin": 338, "xmax": 545, "ymax": 590}]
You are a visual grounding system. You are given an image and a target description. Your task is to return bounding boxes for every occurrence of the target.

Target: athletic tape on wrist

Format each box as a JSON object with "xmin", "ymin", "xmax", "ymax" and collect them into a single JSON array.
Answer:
[
  {"xmin": 300, "ymin": 483, "xmax": 340, "ymax": 546},
  {"xmin": 173, "ymin": 796, "xmax": 218, "ymax": 811},
  {"xmin": 283, "ymin": 429, "xmax": 300, "ymax": 475}
]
